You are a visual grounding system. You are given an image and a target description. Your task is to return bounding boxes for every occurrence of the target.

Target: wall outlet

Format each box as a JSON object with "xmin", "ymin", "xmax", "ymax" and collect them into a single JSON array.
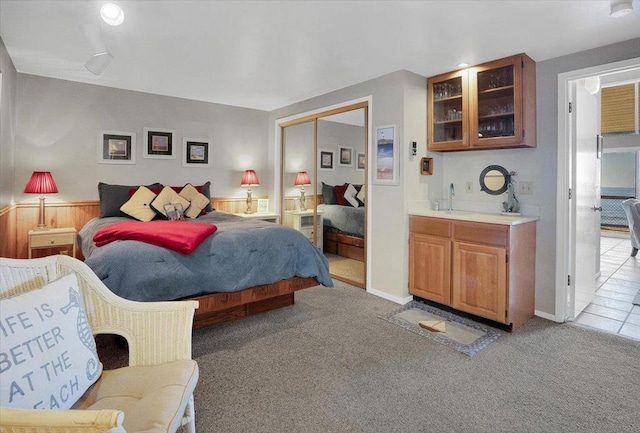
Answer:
[
  {"xmin": 518, "ymin": 181, "xmax": 533, "ymax": 195},
  {"xmin": 466, "ymin": 182, "xmax": 473, "ymax": 193}
]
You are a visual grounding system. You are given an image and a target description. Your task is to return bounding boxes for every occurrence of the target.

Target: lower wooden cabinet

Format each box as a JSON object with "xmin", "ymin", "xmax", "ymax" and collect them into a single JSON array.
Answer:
[{"xmin": 409, "ymin": 215, "xmax": 536, "ymax": 329}]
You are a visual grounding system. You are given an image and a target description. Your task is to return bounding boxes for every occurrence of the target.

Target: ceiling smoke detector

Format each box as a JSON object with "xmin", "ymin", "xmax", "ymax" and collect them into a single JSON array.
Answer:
[
  {"xmin": 101, "ymin": 3, "xmax": 125, "ymax": 26},
  {"xmin": 610, "ymin": 1, "xmax": 633, "ymax": 17}
]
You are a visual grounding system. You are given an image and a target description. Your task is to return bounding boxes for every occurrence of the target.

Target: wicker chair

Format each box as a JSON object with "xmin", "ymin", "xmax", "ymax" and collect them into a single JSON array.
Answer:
[
  {"xmin": 0, "ymin": 255, "xmax": 199, "ymax": 433},
  {"xmin": 622, "ymin": 199, "xmax": 640, "ymax": 257}
]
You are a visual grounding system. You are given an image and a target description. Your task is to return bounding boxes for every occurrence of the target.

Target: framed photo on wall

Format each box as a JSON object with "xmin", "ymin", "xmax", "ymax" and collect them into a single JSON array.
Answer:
[
  {"xmin": 98, "ymin": 130, "xmax": 136, "ymax": 164},
  {"xmin": 183, "ymin": 138, "xmax": 210, "ymax": 167},
  {"xmin": 356, "ymin": 152, "xmax": 365, "ymax": 171},
  {"xmin": 373, "ymin": 124, "xmax": 399, "ymax": 185},
  {"xmin": 319, "ymin": 149, "xmax": 335, "ymax": 171},
  {"xmin": 338, "ymin": 146, "xmax": 353, "ymax": 167},
  {"xmin": 143, "ymin": 127, "xmax": 176, "ymax": 159}
]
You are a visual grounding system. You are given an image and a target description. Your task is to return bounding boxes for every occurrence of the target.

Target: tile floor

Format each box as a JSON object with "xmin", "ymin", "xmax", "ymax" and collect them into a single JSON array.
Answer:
[{"xmin": 574, "ymin": 235, "xmax": 640, "ymax": 340}]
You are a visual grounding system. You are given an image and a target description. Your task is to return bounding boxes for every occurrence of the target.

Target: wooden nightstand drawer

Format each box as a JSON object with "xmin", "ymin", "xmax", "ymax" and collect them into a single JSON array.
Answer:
[
  {"xmin": 28, "ymin": 228, "xmax": 77, "ymax": 259},
  {"xmin": 30, "ymin": 232, "xmax": 74, "ymax": 248}
]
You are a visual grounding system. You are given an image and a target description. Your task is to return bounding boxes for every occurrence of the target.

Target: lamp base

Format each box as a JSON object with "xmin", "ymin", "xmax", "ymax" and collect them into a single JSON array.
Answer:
[
  {"xmin": 35, "ymin": 197, "xmax": 50, "ymax": 230},
  {"xmin": 245, "ymin": 188, "xmax": 254, "ymax": 214}
]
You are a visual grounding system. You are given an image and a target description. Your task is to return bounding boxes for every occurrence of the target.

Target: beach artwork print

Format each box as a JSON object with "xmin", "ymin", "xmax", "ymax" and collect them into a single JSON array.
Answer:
[{"xmin": 375, "ymin": 125, "xmax": 398, "ymax": 184}]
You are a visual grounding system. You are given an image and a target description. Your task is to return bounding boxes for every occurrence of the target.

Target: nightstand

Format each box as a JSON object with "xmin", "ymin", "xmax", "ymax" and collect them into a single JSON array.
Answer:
[
  {"xmin": 233, "ymin": 212, "xmax": 280, "ymax": 224},
  {"xmin": 283, "ymin": 210, "xmax": 323, "ymax": 251},
  {"xmin": 28, "ymin": 227, "xmax": 77, "ymax": 259}
]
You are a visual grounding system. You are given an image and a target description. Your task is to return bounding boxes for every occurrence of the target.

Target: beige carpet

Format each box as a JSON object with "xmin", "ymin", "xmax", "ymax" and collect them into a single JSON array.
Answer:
[{"xmin": 325, "ymin": 253, "xmax": 364, "ymax": 286}]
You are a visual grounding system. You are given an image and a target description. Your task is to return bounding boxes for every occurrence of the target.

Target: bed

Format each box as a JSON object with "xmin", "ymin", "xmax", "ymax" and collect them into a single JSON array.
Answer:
[
  {"xmin": 319, "ymin": 181, "xmax": 366, "ymax": 262},
  {"xmin": 80, "ymin": 189, "xmax": 333, "ymax": 327}
]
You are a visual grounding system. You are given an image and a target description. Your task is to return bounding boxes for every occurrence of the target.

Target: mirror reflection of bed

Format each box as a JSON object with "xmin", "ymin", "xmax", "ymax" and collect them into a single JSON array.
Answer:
[
  {"xmin": 317, "ymin": 109, "xmax": 367, "ymax": 288},
  {"xmin": 281, "ymin": 105, "xmax": 368, "ymax": 289}
]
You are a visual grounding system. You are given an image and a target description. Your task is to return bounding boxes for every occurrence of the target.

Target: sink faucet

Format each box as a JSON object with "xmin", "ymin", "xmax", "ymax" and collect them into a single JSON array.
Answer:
[{"xmin": 448, "ymin": 183, "xmax": 455, "ymax": 211}]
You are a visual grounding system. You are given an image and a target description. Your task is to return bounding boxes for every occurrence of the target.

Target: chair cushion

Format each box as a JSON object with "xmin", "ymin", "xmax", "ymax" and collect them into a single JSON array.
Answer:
[
  {"xmin": 73, "ymin": 360, "xmax": 198, "ymax": 433},
  {"xmin": 0, "ymin": 273, "xmax": 102, "ymax": 410}
]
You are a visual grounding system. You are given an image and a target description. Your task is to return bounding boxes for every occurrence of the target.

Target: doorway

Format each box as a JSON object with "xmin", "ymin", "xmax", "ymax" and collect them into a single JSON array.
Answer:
[
  {"xmin": 277, "ymin": 99, "xmax": 371, "ymax": 289},
  {"xmin": 557, "ymin": 57, "xmax": 640, "ymax": 323}
]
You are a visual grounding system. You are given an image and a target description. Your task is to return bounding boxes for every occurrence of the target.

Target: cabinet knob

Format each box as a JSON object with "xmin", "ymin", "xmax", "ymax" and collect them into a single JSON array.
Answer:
[{"xmin": 50, "ymin": 240, "xmax": 54, "ymax": 244}]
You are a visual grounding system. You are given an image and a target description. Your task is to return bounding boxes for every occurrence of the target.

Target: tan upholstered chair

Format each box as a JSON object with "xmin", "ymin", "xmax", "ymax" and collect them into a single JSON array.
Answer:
[{"xmin": 0, "ymin": 255, "xmax": 199, "ymax": 433}]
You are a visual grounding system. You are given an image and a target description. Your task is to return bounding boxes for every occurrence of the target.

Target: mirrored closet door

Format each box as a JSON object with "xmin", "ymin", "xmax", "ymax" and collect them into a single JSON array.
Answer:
[{"xmin": 280, "ymin": 103, "xmax": 368, "ymax": 288}]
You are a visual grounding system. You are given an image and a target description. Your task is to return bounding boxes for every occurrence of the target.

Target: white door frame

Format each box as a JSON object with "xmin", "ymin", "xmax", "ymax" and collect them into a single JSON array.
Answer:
[{"xmin": 555, "ymin": 57, "xmax": 640, "ymax": 322}]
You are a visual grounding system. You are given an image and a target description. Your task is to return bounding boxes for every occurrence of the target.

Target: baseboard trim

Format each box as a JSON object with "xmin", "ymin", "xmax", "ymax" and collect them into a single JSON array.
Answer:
[
  {"xmin": 535, "ymin": 309, "xmax": 561, "ymax": 322},
  {"xmin": 367, "ymin": 287, "xmax": 413, "ymax": 305}
]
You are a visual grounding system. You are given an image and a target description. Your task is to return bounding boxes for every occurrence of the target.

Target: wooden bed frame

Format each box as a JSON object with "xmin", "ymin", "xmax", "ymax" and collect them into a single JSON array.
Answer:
[
  {"xmin": 323, "ymin": 231, "xmax": 365, "ymax": 262},
  {"xmin": 191, "ymin": 276, "xmax": 320, "ymax": 328}
]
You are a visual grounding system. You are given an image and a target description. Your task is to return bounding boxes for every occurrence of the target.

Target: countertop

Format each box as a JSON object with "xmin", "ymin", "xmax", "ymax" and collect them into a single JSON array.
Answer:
[{"xmin": 408, "ymin": 210, "xmax": 539, "ymax": 226}]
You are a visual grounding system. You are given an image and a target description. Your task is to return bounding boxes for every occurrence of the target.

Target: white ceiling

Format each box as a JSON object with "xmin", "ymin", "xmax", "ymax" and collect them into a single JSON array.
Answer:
[{"xmin": 1, "ymin": 0, "xmax": 639, "ymax": 111}]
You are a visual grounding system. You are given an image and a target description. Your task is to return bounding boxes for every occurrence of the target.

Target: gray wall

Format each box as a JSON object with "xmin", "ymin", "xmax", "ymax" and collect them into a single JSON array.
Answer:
[
  {"xmin": 271, "ymin": 70, "xmax": 434, "ymax": 302},
  {"xmin": 14, "ymin": 74, "xmax": 270, "ymax": 205},
  {"xmin": 0, "ymin": 37, "xmax": 17, "ymax": 208}
]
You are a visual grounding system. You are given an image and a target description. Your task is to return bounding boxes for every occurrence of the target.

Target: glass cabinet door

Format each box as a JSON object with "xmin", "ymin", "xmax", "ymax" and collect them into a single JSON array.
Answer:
[
  {"xmin": 470, "ymin": 57, "xmax": 523, "ymax": 147},
  {"xmin": 428, "ymin": 70, "xmax": 469, "ymax": 150}
]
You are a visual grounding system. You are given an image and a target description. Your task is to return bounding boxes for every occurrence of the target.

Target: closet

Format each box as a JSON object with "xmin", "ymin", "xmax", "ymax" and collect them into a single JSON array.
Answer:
[{"xmin": 280, "ymin": 102, "xmax": 368, "ymax": 288}]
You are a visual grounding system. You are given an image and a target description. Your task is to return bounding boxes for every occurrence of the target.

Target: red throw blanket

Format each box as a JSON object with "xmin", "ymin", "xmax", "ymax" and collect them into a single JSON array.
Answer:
[{"xmin": 93, "ymin": 220, "xmax": 218, "ymax": 254}]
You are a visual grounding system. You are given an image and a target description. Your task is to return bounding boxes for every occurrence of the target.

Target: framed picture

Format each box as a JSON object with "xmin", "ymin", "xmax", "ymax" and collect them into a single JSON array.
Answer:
[
  {"xmin": 98, "ymin": 130, "xmax": 136, "ymax": 164},
  {"xmin": 257, "ymin": 199, "xmax": 269, "ymax": 214},
  {"xmin": 374, "ymin": 124, "xmax": 399, "ymax": 185},
  {"xmin": 143, "ymin": 128, "xmax": 176, "ymax": 159},
  {"xmin": 356, "ymin": 152, "xmax": 365, "ymax": 171},
  {"xmin": 183, "ymin": 138, "xmax": 210, "ymax": 167},
  {"xmin": 338, "ymin": 146, "xmax": 353, "ymax": 167},
  {"xmin": 319, "ymin": 149, "xmax": 335, "ymax": 171},
  {"xmin": 421, "ymin": 157, "xmax": 433, "ymax": 175},
  {"xmin": 164, "ymin": 203, "xmax": 185, "ymax": 220}
]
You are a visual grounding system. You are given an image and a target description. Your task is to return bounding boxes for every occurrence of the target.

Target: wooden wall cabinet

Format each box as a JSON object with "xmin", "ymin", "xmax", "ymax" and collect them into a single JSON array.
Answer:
[
  {"xmin": 427, "ymin": 53, "xmax": 536, "ymax": 151},
  {"xmin": 409, "ymin": 215, "xmax": 536, "ymax": 329}
]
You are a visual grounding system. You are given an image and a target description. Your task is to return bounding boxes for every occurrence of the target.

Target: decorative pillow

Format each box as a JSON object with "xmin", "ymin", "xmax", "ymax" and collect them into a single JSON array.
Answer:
[
  {"xmin": 343, "ymin": 183, "xmax": 360, "ymax": 207},
  {"xmin": 334, "ymin": 184, "xmax": 348, "ymax": 206},
  {"xmin": 120, "ymin": 186, "xmax": 158, "ymax": 222},
  {"xmin": 356, "ymin": 185, "xmax": 365, "ymax": 205},
  {"xmin": 0, "ymin": 273, "xmax": 102, "ymax": 410},
  {"xmin": 179, "ymin": 184, "xmax": 210, "ymax": 218},
  {"xmin": 151, "ymin": 186, "xmax": 191, "ymax": 218},
  {"xmin": 98, "ymin": 182, "xmax": 163, "ymax": 218},
  {"xmin": 322, "ymin": 182, "xmax": 337, "ymax": 205}
]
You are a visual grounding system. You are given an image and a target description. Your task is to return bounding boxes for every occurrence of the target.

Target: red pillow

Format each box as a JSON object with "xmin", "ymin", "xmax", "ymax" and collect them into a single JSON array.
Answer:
[{"xmin": 334, "ymin": 184, "xmax": 348, "ymax": 206}]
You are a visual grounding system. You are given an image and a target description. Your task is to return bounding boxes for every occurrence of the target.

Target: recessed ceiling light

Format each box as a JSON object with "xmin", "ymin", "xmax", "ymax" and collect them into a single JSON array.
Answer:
[
  {"xmin": 101, "ymin": 3, "xmax": 124, "ymax": 26},
  {"xmin": 610, "ymin": 0, "xmax": 633, "ymax": 17},
  {"xmin": 457, "ymin": 62, "xmax": 470, "ymax": 68}
]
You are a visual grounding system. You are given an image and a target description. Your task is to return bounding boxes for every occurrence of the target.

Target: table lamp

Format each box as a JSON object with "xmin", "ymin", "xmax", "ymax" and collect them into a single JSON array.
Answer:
[
  {"xmin": 294, "ymin": 171, "xmax": 311, "ymax": 211},
  {"xmin": 24, "ymin": 171, "xmax": 58, "ymax": 230},
  {"xmin": 241, "ymin": 169, "xmax": 260, "ymax": 214}
]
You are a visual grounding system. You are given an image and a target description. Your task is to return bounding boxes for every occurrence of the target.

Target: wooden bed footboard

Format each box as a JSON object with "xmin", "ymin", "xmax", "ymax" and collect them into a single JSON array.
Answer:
[
  {"xmin": 191, "ymin": 276, "xmax": 319, "ymax": 327},
  {"xmin": 323, "ymin": 231, "xmax": 365, "ymax": 262}
]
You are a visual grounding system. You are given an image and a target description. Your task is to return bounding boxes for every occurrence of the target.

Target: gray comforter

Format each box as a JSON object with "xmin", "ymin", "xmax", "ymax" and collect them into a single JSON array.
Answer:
[
  {"xmin": 79, "ymin": 212, "xmax": 333, "ymax": 302},
  {"xmin": 319, "ymin": 204, "xmax": 365, "ymax": 237}
]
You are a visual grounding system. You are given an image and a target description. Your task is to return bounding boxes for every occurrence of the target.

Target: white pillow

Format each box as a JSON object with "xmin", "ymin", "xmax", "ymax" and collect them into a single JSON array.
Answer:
[
  {"xmin": 356, "ymin": 185, "xmax": 365, "ymax": 203},
  {"xmin": 179, "ymin": 183, "xmax": 210, "ymax": 218},
  {"xmin": 344, "ymin": 183, "xmax": 360, "ymax": 207},
  {"xmin": 120, "ymin": 185, "xmax": 158, "ymax": 222},
  {"xmin": 0, "ymin": 273, "xmax": 102, "ymax": 409},
  {"xmin": 151, "ymin": 186, "xmax": 190, "ymax": 218}
]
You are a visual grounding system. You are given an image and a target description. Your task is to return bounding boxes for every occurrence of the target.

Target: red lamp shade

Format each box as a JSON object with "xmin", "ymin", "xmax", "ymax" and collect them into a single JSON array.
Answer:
[
  {"xmin": 24, "ymin": 171, "xmax": 59, "ymax": 194},
  {"xmin": 241, "ymin": 169, "xmax": 260, "ymax": 187},
  {"xmin": 294, "ymin": 171, "xmax": 311, "ymax": 186}
]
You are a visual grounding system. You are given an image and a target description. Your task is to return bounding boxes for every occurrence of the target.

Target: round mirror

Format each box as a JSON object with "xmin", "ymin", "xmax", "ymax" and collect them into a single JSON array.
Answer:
[{"xmin": 479, "ymin": 165, "xmax": 510, "ymax": 195}]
